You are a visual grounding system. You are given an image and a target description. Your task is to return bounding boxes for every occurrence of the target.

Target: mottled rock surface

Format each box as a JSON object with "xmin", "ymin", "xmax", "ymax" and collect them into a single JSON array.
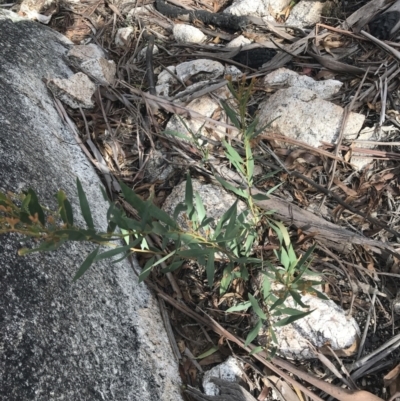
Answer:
[{"xmin": 0, "ymin": 11, "xmax": 182, "ymax": 401}]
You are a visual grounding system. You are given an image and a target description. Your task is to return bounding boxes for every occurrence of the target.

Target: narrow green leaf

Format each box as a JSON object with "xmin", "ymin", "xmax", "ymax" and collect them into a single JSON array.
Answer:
[
  {"xmin": 165, "ymin": 129, "xmax": 192, "ymax": 142},
  {"xmin": 249, "ymin": 346, "xmax": 264, "ymax": 355},
  {"xmin": 220, "ymin": 99, "xmax": 241, "ymax": 129},
  {"xmin": 246, "ymin": 154, "xmax": 254, "ymax": 184},
  {"xmin": 274, "ymin": 309, "xmax": 315, "ymax": 327},
  {"xmin": 206, "ymin": 251, "xmax": 215, "ymax": 287},
  {"xmin": 76, "ymin": 178, "xmax": 94, "ymax": 229},
  {"xmin": 278, "ymin": 248, "xmax": 290, "ymax": 270},
  {"xmin": 220, "ymin": 263, "xmax": 233, "ymax": 295},
  {"xmin": 244, "ymin": 319, "xmax": 262, "ymax": 347},
  {"xmin": 151, "ymin": 221, "xmax": 168, "ymax": 235},
  {"xmin": 94, "ymin": 245, "xmax": 132, "ymax": 262},
  {"xmin": 64, "ymin": 198, "xmax": 74, "ymax": 226},
  {"xmin": 151, "ymin": 250, "xmax": 176, "ymax": 269},
  {"xmin": 273, "ymin": 307, "xmax": 310, "ymax": 316},
  {"xmin": 293, "ymin": 245, "xmax": 315, "ymax": 274},
  {"xmin": 252, "ymin": 193, "xmax": 269, "ymax": 201},
  {"xmin": 262, "ymin": 275, "xmax": 271, "ymax": 302},
  {"xmin": 107, "ymin": 220, "xmax": 117, "ymax": 234},
  {"xmin": 268, "ymin": 346, "xmax": 278, "ymax": 359},
  {"xmin": 287, "ymin": 244, "xmax": 298, "ymax": 269},
  {"xmin": 100, "ymin": 185, "xmax": 110, "ymax": 202},
  {"xmin": 120, "ymin": 182, "xmax": 177, "ymax": 228},
  {"xmin": 199, "ymin": 217, "xmax": 214, "ymax": 229},
  {"xmin": 254, "ymin": 116, "xmax": 280, "ymax": 137},
  {"xmin": 310, "ymin": 287, "xmax": 330, "ymax": 301},
  {"xmin": 173, "ymin": 203, "xmax": 187, "ymax": 220},
  {"xmin": 248, "ymin": 294, "xmax": 267, "ymax": 320},
  {"xmin": 120, "ymin": 228, "xmax": 130, "ymax": 245},
  {"xmin": 195, "ymin": 193, "xmax": 207, "ymax": 225},
  {"xmin": 73, "ymin": 246, "xmax": 100, "ymax": 281},
  {"xmin": 240, "ymin": 265, "xmax": 249, "ymax": 281},
  {"xmin": 213, "ymin": 200, "xmax": 238, "ymax": 239},
  {"xmin": 139, "ymin": 256, "xmax": 156, "ymax": 283},
  {"xmin": 273, "ymin": 221, "xmax": 291, "ymax": 247},
  {"xmin": 270, "ymin": 328, "xmax": 278, "ymax": 345},
  {"xmin": 27, "ymin": 189, "xmax": 45, "ymax": 226},
  {"xmin": 289, "ymin": 290, "xmax": 309, "ymax": 308},
  {"xmin": 196, "ymin": 346, "xmax": 219, "ymax": 359},
  {"xmin": 266, "ymin": 183, "xmax": 283, "ymax": 195},
  {"xmin": 21, "ymin": 193, "xmax": 31, "ymax": 212},
  {"xmin": 270, "ymin": 294, "xmax": 287, "ymax": 311},
  {"xmin": 161, "ymin": 260, "xmax": 184, "ymax": 273},
  {"xmin": 226, "ymin": 301, "xmax": 251, "ymax": 313},
  {"xmin": 214, "ymin": 175, "xmax": 248, "ymax": 199},
  {"xmin": 223, "ymin": 141, "xmax": 245, "ymax": 175},
  {"xmin": 243, "ymin": 232, "xmax": 256, "ymax": 256}
]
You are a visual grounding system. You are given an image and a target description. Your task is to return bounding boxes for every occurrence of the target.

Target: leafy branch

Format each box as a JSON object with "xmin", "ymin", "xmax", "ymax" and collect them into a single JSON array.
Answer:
[{"xmin": 0, "ymin": 77, "xmax": 324, "ymax": 355}]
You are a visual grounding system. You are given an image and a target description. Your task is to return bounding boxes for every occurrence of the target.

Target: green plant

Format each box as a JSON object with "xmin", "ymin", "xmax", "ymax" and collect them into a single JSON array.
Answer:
[{"xmin": 0, "ymin": 78, "xmax": 324, "ymax": 355}]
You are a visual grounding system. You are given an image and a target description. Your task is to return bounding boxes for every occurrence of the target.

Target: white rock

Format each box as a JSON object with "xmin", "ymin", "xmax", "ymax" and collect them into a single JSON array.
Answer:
[
  {"xmin": 226, "ymin": 35, "xmax": 252, "ymax": 48},
  {"xmin": 138, "ymin": 44, "xmax": 159, "ymax": 60},
  {"xmin": 68, "ymin": 44, "xmax": 116, "ymax": 85},
  {"xmin": 165, "ymin": 96, "xmax": 220, "ymax": 144},
  {"xmin": 173, "ymin": 23, "xmax": 206, "ymax": 44},
  {"xmin": 47, "ymin": 72, "xmax": 96, "ymax": 109},
  {"xmin": 272, "ymin": 294, "xmax": 360, "ymax": 359},
  {"xmin": 115, "ymin": 26, "xmax": 135, "ymax": 47},
  {"xmin": 156, "ymin": 66, "xmax": 178, "ymax": 97},
  {"xmin": 202, "ymin": 357, "xmax": 244, "ymax": 396},
  {"xmin": 162, "ymin": 179, "xmax": 247, "ymax": 233},
  {"xmin": 224, "ymin": 0, "xmax": 290, "ymax": 17},
  {"xmin": 224, "ymin": 65, "xmax": 243, "ymax": 78},
  {"xmin": 286, "ymin": 0, "xmax": 324, "ymax": 28},
  {"xmin": 157, "ymin": 66, "xmax": 177, "ymax": 84},
  {"xmin": 176, "ymin": 59, "xmax": 225, "ymax": 83},
  {"xmin": 165, "ymin": 94, "xmax": 234, "ymax": 144},
  {"xmin": 264, "ymin": 67, "xmax": 342, "ymax": 100},
  {"xmin": 257, "ymin": 87, "xmax": 365, "ymax": 147}
]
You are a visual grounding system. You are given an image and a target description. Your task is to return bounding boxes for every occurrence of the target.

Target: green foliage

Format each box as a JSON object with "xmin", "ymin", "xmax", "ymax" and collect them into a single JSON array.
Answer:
[{"xmin": 0, "ymin": 79, "xmax": 322, "ymax": 357}]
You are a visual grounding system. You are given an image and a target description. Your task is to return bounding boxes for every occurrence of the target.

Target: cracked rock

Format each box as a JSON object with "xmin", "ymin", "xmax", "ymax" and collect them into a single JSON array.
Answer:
[
  {"xmin": 68, "ymin": 44, "xmax": 116, "ymax": 85},
  {"xmin": 47, "ymin": 72, "xmax": 96, "ymax": 109},
  {"xmin": 263, "ymin": 67, "xmax": 342, "ymax": 100}
]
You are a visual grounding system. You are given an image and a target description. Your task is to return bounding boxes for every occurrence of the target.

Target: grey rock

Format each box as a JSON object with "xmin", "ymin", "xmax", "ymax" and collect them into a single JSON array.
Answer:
[
  {"xmin": 203, "ymin": 357, "xmax": 244, "ymax": 396},
  {"xmin": 68, "ymin": 44, "xmax": 116, "ymax": 85},
  {"xmin": 263, "ymin": 67, "xmax": 342, "ymax": 100},
  {"xmin": 176, "ymin": 59, "xmax": 225, "ymax": 83},
  {"xmin": 47, "ymin": 72, "xmax": 97, "ymax": 109},
  {"xmin": 0, "ymin": 10, "xmax": 182, "ymax": 401}
]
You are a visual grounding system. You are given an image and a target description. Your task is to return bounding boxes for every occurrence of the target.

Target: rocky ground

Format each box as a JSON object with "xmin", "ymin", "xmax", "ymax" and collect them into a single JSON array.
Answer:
[{"xmin": 5, "ymin": 0, "xmax": 400, "ymax": 399}]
